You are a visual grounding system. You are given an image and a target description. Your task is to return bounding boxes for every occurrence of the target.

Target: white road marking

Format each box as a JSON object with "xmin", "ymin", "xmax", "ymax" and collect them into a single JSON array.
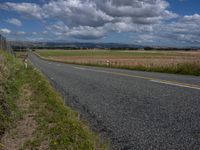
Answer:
[
  {"xmin": 72, "ymin": 66, "xmax": 200, "ymax": 90},
  {"xmin": 73, "ymin": 67, "xmax": 86, "ymax": 70},
  {"xmin": 151, "ymin": 80, "xmax": 200, "ymax": 90}
]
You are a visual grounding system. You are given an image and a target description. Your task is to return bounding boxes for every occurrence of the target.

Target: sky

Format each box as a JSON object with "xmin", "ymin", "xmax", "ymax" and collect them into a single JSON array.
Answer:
[{"xmin": 0, "ymin": 0, "xmax": 200, "ymax": 47}]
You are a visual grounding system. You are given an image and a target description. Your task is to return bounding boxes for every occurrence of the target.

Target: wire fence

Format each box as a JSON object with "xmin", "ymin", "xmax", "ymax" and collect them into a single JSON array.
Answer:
[{"xmin": 0, "ymin": 34, "xmax": 14, "ymax": 56}]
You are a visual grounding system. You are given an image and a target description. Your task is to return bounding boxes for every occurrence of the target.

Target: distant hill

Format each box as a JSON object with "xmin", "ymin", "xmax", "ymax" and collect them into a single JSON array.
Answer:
[
  {"xmin": 9, "ymin": 40, "xmax": 199, "ymax": 51},
  {"xmin": 9, "ymin": 41, "xmax": 143, "ymax": 50}
]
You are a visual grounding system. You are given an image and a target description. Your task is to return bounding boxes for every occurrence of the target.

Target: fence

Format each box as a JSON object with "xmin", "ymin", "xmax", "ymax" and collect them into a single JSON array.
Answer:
[{"xmin": 0, "ymin": 34, "xmax": 14, "ymax": 55}]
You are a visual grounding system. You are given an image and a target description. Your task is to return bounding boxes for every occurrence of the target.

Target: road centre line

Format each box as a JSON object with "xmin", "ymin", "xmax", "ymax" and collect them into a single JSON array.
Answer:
[
  {"xmin": 72, "ymin": 66, "xmax": 200, "ymax": 90},
  {"xmin": 150, "ymin": 80, "xmax": 200, "ymax": 90},
  {"xmin": 73, "ymin": 66, "xmax": 86, "ymax": 70}
]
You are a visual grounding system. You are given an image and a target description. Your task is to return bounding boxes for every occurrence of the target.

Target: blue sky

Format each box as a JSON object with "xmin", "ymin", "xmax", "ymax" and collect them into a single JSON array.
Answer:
[
  {"xmin": 0, "ymin": 0, "xmax": 200, "ymax": 47},
  {"xmin": 168, "ymin": 0, "xmax": 200, "ymax": 15}
]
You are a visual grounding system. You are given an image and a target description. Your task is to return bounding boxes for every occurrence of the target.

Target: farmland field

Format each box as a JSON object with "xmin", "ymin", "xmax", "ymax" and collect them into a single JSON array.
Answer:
[{"xmin": 35, "ymin": 50, "xmax": 200, "ymax": 76}]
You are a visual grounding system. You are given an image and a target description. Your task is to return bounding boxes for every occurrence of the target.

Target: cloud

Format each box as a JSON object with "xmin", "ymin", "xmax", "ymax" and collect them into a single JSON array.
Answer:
[
  {"xmin": 0, "ymin": 28, "xmax": 28, "ymax": 36},
  {"xmin": 67, "ymin": 26, "xmax": 106, "ymax": 39},
  {"xmin": 16, "ymin": 31, "xmax": 26, "ymax": 35},
  {"xmin": 43, "ymin": 0, "xmax": 113, "ymax": 27},
  {"xmin": 46, "ymin": 19, "xmax": 155, "ymax": 40},
  {"xmin": 182, "ymin": 13, "xmax": 200, "ymax": 23},
  {"xmin": 46, "ymin": 21, "xmax": 106, "ymax": 39},
  {"xmin": 134, "ymin": 34, "xmax": 154, "ymax": 44},
  {"xmin": 32, "ymin": 32, "xmax": 37, "ymax": 35},
  {"xmin": 1, "ymin": 2, "xmax": 45, "ymax": 19},
  {"xmin": 98, "ymin": 0, "xmax": 172, "ymax": 18},
  {"xmin": 0, "ymin": 0, "xmax": 177, "ymax": 27},
  {"xmin": 38, "ymin": 0, "xmax": 176, "ymax": 40},
  {"xmin": 1, "ymin": 0, "xmax": 200, "ymax": 46},
  {"xmin": 0, "ymin": 28, "xmax": 11, "ymax": 34},
  {"xmin": 145, "ymin": 13, "xmax": 200, "ymax": 46},
  {"xmin": 5, "ymin": 18, "xmax": 22, "ymax": 26}
]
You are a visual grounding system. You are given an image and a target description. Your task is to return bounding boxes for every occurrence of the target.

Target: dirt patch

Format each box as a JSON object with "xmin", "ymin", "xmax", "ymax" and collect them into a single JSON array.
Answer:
[
  {"xmin": 39, "ymin": 140, "xmax": 49, "ymax": 150},
  {"xmin": 1, "ymin": 114, "xmax": 36, "ymax": 150},
  {"xmin": 17, "ymin": 84, "xmax": 33, "ymax": 111},
  {"xmin": 0, "ymin": 84, "xmax": 46, "ymax": 150}
]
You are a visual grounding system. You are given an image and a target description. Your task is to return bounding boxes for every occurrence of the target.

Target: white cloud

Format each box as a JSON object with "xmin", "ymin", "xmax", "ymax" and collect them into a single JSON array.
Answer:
[
  {"xmin": 2, "ymin": 2, "xmax": 45, "ymax": 19},
  {"xmin": 67, "ymin": 26, "xmax": 106, "ymax": 39},
  {"xmin": 47, "ymin": 21, "xmax": 106, "ymax": 39},
  {"xmin": 0, "ymin": 28, "xmax": 11, "ymax": 34},
  {"xmin": 182, "ymin": 14, "xmax": 200, "ymax": 23},
  {"xmin": 6, "ymin": 18, "xmax": 22, "ymax": 26},
  {"xmin": 0, "ymin": 0, "xmax": 177, "ymax": 27},
  {"xmin": 32, "ymin": 32, "xmax": 37, "ymax": 35},
  {"xmin": 145, "ymin": 13, "xmax": 200, "ymax": 45},
  {"xmin": 1, "ymin": 0, "xmax": 200, "ymax": 46},
  {"xmin": 16, "ymin": 31, "xmax": 26, "ymax": 35},
  {"xmin": 42, "ymin": 0, "xmax": 113, "ymax": 27},
  {"xmin": 135, "ymin": 34, "xmax": 154, "ymax": 43}
]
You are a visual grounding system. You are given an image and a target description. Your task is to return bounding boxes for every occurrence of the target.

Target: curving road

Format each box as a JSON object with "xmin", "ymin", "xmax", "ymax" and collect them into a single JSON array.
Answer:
[{"xmin": 29, "ymin": 53, "xmax": 200, "ymax": 150}]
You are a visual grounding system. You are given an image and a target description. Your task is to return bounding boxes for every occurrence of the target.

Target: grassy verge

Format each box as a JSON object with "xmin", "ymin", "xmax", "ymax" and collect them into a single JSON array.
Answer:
[
  {"xmin": 0, "ymin": 50, "xmax": 22, "ymax": 149},
  {"xmin": 35, "ymin": 51, "xmax": 200, "ymax": 76},
  {"xmin": 0, "ymin": 50, "xmax": 108, "ymax": 149}
]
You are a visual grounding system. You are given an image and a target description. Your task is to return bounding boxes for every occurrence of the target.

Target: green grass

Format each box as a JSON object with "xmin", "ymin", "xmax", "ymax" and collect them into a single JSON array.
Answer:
[
  {"xmin": 118, "ymin": 63, "xmax": 200, "ymax": 76},
  {"xmin": 37, "ymin": 50, "xmax": 174, "ymax": 57},
  {"xmin": 22, "ymin": 66, "xmax": 107, "ymax": 149},
  {"xmin": 0, "ymin": 50, "xmax": 108, "ymax": 149},
  {"xmin": 0, "ymin": 50, "xmax": 22, "ymax": 147}
]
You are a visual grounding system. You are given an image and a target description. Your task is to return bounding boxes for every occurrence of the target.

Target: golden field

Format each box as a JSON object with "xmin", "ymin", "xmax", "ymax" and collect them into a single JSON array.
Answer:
[{"xmin": 36, "ymin": 50, "xmax": 200, "ymax": 76}]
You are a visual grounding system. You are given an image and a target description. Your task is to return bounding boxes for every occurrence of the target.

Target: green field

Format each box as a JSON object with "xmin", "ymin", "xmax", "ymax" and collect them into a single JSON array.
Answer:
[
  {"xmin": 36, "ymin": 50, "xmax": 200, "ymax": 76},
  {"xmin": 37, "ymin": 50, "xmax": 175, "ymax": 57}
]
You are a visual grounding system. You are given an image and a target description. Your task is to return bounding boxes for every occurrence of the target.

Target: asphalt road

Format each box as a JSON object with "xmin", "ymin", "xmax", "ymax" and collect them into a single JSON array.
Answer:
[{"xmin": 29, "ymin": 53, "xmax": 200, "ymax": 150}]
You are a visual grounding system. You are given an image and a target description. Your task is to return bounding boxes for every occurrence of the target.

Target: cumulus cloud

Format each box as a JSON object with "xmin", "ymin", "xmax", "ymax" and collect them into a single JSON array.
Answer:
[
  {"xmin": 0, "ymin": 28, "xmax": 11, "ymax": 35},
  {"xmin": 67, "ymin": 26, "xmax": 106, "ymax": 39},
  {"xmin": 0, "ymin": 0, "xmax": 199, "ymax": 46},
  {"xmin": 5, "ymin": 18, "xmax": 22, "ymax": 26},
  {"xmin": 46, "ymin": 21, "xmax": 106, "ymax": 39},
  {"xmin": 43, "ymin": 0, "xmax": 113, "ymax": 27},
  {"xmin": 1, "ymin": 0, "xmax": 177, "ymax": 26},
  {"xmin": 0, "ymin": 28, "xmax": 28, "ymax": 36},
  {"xmin": 182, "ymin": 13, "xmax": 200, "ymax": 23},
  {"xmin": 97, "ymin": 0, "xmax": 176, "ymax": 19},
  {"xmin": 1, "ymin": 2, "xmax": 45, "ymax": 19},
  {"xmin": 141, "ymin": 13, "xmax": 200, "ymax": 45}
]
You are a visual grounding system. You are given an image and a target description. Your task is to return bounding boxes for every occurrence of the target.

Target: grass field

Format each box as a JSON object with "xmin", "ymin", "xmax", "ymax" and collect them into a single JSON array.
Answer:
[
  {"xmin": 0, "ymin": 50, "xmax": 108, "ymax": 149},
  {"xmin": 36, "ymin": 50, "xmax": 200, "ymax": 76}
]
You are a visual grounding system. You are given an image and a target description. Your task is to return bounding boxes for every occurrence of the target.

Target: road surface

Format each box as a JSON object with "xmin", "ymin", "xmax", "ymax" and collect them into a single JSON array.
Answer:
[{"xmin": 29, "ymin": 53, "xmax": 200, "ymax": 150}]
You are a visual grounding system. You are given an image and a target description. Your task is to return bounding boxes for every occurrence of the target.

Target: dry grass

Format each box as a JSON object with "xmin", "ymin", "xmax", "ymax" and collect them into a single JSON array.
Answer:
[{"xmin": 36, "ymin": 50, "xmax": 200, "ymax": 76}]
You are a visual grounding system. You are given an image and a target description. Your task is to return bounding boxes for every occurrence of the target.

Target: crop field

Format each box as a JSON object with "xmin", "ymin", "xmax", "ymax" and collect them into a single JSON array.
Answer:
[{"xmin": 36, "ymin": 50, "xmax": 200, "ymax": 76}]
